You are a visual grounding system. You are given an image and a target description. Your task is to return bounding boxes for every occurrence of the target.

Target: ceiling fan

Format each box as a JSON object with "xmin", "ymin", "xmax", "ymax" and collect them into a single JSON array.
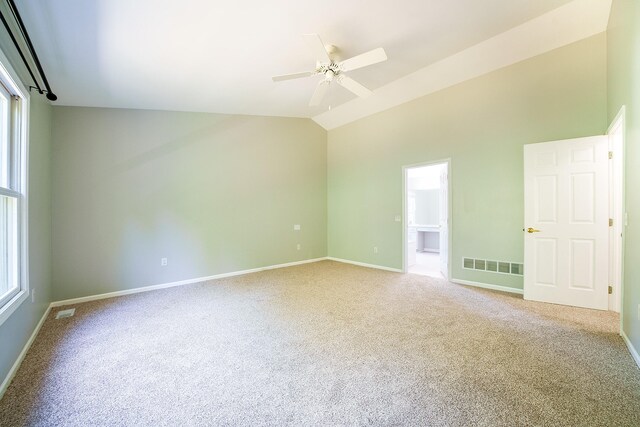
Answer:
[{"xmin": 272, "ymin": 34, "xmax": 388, "ymax": 106}]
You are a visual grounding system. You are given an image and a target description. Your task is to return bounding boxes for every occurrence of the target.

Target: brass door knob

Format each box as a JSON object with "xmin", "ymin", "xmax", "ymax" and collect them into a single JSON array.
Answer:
[{"xmin": 526, "ymin": 227, "xmax": 541, "ymax": 233}]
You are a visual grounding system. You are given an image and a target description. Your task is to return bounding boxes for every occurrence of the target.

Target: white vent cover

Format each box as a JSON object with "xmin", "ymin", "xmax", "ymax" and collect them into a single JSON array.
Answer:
[
  {"xmin": 462, "ymin": 258, "xmax": 523, "ymax": 276},
  {"xmin": 55, "ymin": 308, "xmax": 76, "ymax": 319}
]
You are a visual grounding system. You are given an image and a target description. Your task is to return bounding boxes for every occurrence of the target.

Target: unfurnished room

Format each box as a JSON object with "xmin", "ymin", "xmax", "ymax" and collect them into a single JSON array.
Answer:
[{"xmin": 0, "ymin": 0, "xmax": 639, "ymax": 425}]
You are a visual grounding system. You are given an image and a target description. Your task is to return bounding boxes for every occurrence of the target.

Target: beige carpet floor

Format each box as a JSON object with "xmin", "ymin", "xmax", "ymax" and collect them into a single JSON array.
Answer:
[{"xmin": 1, "ymin": 260, "xmax": 639, "ymax": 426}]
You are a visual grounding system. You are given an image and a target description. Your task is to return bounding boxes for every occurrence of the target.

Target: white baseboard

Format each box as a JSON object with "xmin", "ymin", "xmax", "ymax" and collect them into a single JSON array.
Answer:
[
  {"xmin": 326, "ymin": 257, "xmax": 403, "ymax": 273},
  {"xmin": 0, "ymin": 305, "xmax": 51, "ymax": 400},
  {"xmin": 450, "ymin": 278, "xmax": 524, "ymax": 295},
  {"xmin": 50, "ymin": 257, "xmax": 328, "ymax": 308},
  {"xmin": 621, "ymin": 330, "xmax": 640, "ymax": 369}
]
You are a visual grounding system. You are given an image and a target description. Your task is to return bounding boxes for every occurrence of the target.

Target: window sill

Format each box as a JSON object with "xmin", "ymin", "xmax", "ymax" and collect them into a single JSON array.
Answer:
[{"xmin": 0, "ymin": 290, "xmax": 29, "ymax": 327}]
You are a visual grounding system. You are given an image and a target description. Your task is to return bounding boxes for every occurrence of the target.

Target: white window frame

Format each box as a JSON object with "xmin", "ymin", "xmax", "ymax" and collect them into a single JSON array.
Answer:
[{"xmin": 0, "ymin": 45, "xmax": 30, "ymax": 327}]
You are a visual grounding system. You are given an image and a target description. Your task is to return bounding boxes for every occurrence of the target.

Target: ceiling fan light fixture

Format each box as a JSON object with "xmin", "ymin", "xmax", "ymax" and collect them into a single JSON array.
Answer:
[
  {"xmin": 324, "ymin": 69, "xmax": 335, "ymax": 81},
  {"xmin": 272, "ymin": 34, "xmax": 387, "ymax": 106}
]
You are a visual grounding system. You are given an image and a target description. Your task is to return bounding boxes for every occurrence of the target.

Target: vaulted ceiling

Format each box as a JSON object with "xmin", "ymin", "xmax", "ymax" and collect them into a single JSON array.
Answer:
[{"xmin": 17, "ymin": 0, "xmax": 610, "ymax": 129}]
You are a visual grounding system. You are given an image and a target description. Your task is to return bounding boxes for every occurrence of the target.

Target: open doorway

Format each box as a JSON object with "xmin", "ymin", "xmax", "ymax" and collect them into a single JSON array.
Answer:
[{"xmin": 404, "ymin": 161, "xmax": 449, "ymax": 279}]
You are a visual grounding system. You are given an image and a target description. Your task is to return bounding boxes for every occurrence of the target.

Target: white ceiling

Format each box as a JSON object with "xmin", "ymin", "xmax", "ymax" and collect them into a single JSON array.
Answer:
[{"xmin": 19, "ymin": 0, "xmax": 608, "ymax": 128}]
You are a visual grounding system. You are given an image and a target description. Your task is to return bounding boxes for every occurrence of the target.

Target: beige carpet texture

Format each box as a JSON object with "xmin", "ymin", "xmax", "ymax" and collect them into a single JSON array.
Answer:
[{"xmin": 1, "ymin": 260, "xmax": 639, "ymax": 426}]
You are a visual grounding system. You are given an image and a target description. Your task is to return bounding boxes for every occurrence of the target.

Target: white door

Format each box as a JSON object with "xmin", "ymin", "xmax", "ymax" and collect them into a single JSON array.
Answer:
[
  {"xmin": 523, "ymin": 136, "xmax": 609, "ymax": 310},
  {"xmin": 439, "ymin": 167, "xmax": 448, "ymax": 278}
]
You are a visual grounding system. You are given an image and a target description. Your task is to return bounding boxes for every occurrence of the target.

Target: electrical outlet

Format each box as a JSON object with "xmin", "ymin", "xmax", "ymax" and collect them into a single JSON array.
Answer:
[
  {"xmin": 294, "ymin": 224, "xmax": 301, "ymax": 231},
  {"xmin": 394, "ymin": 215, "xmax": 401, "ymax": 222},
  {"xmin": 297, "ymin": 243, "xmax": 301, "ymax": 250},
  {"xmin": 161, "ymin": 258, "xmax": 168, "ymax": 266},
  {"xmin": 374, "ymin": 246, "xmax": 378, "ymax": 254}
]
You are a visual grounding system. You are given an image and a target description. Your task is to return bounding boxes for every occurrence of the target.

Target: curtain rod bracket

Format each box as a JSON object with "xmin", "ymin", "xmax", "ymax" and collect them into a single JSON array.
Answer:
[
  {"xmin": 3, "ymin": 0, "xmax": 57, "ymax": 101},
  {"xmin": 28, "ymin": 85, "xmax": 56, "ymax": 100}
]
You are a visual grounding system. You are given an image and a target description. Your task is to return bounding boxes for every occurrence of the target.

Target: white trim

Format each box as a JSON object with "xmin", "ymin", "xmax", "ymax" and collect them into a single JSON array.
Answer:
[
  {"xmin": 607, "ymin": 106, "xmax": 625, "ymax": 314},
  {"xmin": 0, "ymin": 305, "xmax": 50, "ymax": 400},
  {"xmin": 313, "ymin": 0, "xmax": 612, "ymax": 130},
  {"xmin": 607, "ymin": 105, "xmax": 627, "ymax": 135},
  {"xmin": 450, "ymin": 278, "xmax": 524, "ymax": 295},
  {"xmin": 621, "ymin": 330, "xmax": 640, "ymax": 370},
  {"xmin": 50, "ymin": 257, "xmax": 328, "ymax": 307},
  {"xmin": 0, "ymin": 187, "xmax": 21, "ymax": 198},
  {"xmin": 326, "ymin": 257, "xmax": 403, "ymax": 273},
  {"xmin": 0, "ymin": 37, "xmax": 30, "ymax": 328},
  {"xmin": 0, "ymin": 290, "xmax": 29, "ymax": 325}
]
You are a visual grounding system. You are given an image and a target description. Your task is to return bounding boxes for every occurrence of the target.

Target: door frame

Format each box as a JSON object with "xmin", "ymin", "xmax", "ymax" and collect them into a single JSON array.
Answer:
[
  {"xmin": 607, "ymin": 106, "xmax": 626, "ymax": 321},
  {"xmin": 402, "ymin": 158, "xmax": 452, "ymax": 278}
]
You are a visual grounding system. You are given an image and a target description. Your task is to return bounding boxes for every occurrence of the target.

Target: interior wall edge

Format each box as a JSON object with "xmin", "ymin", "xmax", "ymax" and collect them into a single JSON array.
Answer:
[
  {"xmin": 621, "ymin": 330, "xmax": 640, "ymax": 369},
  {"xmin": 50, "ymin": 257, "xmax": 328, "ymax": 308},
  {"xmin": 449, "ymin": 279, "xmax": 524, "ymax": 295},
  {"xmin": 0, "ymin": 306, "xmax": 51, "ymax": 401},
  {"xmin": 326, "ymin": 257, "xmax": 403, "ymax": 273}
]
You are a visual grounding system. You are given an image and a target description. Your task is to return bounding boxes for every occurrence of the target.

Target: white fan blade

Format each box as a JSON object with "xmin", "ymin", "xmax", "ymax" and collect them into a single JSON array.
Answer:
[
  {"xmin": 337, "ymin": 75, "xmax": 372, "ymax": 98},
  {"xmin": 303, "ymin": 34, "xmax": 331, "ymax": 63},
  {"xmin": 339, "ymin": 48, "xmax": 387, "ymax": 72},
  {"xmin": 309, "ymin": 81, "xmax": 330, "ymax": 106},
  {"xmin": 272, "ymin": 71, "xmax": 314, "ymax": 82}
]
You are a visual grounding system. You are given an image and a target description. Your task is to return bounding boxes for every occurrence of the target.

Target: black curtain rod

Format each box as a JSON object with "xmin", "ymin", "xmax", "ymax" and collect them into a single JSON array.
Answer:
[{"xmin": 0, "ymin": 0, "xmax": 56, "ymax": 101}]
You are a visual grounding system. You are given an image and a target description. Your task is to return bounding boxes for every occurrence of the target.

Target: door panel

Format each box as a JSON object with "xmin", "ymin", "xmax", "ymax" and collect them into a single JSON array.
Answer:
[
  {"xmin": 524, "ymin": 136, "xmax": 608, "ymax": 310},
  {"xmin": 571, "ymin": 173, "xmax": 595, "ymax": 223},
  {"xmin": 534, "ymin": 175, "xmax": 558, "ymax": 222},
  {"xmin": 534, "ymin": 238, "xmax": 557, "ymax": 287},
  {"xmin": 570, "ymin": 239, "xmax": 594, "ymax": 289}
]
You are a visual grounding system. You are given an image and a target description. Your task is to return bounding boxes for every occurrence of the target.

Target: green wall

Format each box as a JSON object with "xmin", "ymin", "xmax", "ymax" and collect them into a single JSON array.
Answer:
[
  {"xmin": 327, "ymin": 33, "xmax": 607, "ymax": 290},
  {"xmin": 608, "ymin": 0, "xmax": 640, "ymax": 355},
  {"xmin": 0, "ymin": 96, "xmax": 53, "ymax": 385},
  {"xmin": 51, "ymin": 108, "xmax": 327, "ymax": 301}
]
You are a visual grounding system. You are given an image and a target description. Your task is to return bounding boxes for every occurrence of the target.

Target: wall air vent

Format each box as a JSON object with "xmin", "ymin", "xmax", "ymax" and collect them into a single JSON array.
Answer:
[
  {"xmin": 498, "ymin": 262, "xmax": 511, "ymax": 274},
  {"xmin": 511, "ymin": 263, "xmax": 523, "ymax": 275},
  {"xmin": 55, "ymin": 308, "xmax": 76, "ymax": 319},
  {"xmin": 462, "ymin": 257, "xmax": 523, "ymax": 276}
]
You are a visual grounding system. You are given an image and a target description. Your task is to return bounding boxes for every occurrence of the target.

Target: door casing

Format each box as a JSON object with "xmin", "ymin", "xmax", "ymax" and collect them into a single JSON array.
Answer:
[{"xmin": 607, "ymin": 106, "xmax": 625, "ymax": 317}]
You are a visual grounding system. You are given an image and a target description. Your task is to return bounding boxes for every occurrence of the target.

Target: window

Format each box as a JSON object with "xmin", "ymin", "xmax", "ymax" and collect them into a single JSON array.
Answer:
[{"xmin": 0, "ymin": 48, "xmax": 29, "ymax": 326}]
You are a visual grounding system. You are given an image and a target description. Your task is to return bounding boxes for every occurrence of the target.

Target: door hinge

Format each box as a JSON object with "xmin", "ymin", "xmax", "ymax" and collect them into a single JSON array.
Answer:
[
  {"xmin": 609, "ymin": 151, "xmax": 613, "ymax": 159},
  {"xmin": 608, "ymin": 285, "xmax": 613, "ymax": 295},
  {"xmin": 609, "ymin": 218, "xmax": 614, "ymax": 227}
]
